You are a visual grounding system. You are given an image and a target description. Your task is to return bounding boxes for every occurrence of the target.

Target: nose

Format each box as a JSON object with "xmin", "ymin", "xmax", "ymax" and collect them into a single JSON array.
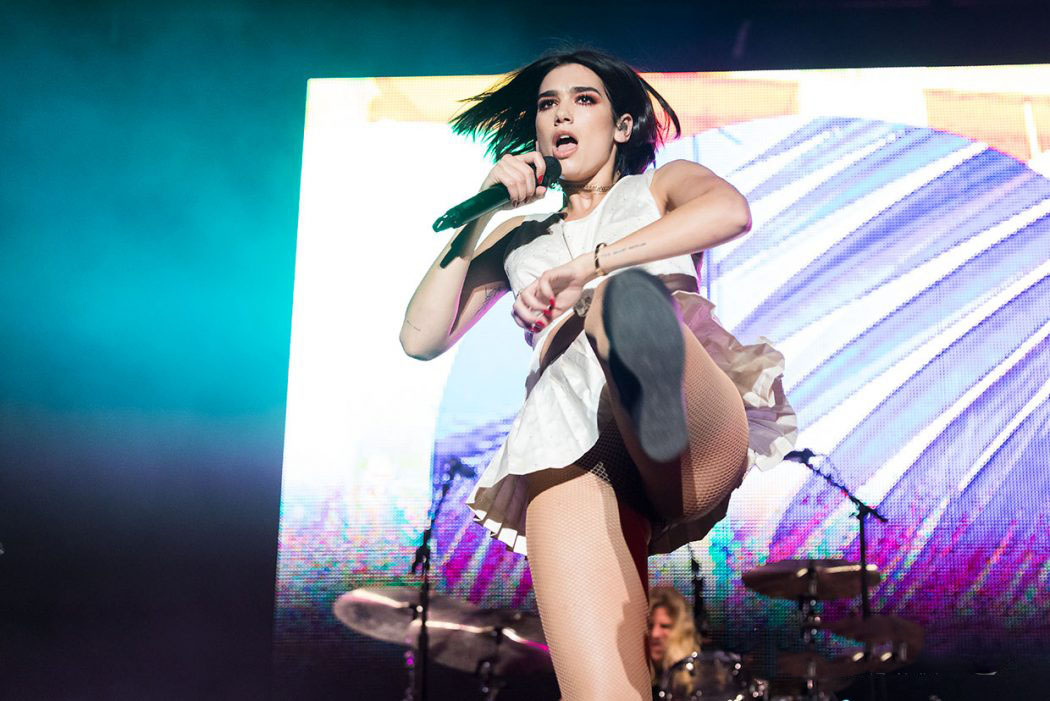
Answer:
[{"xmin": 554, "ymin": 101, "xmax": 572, "ymax": 124}]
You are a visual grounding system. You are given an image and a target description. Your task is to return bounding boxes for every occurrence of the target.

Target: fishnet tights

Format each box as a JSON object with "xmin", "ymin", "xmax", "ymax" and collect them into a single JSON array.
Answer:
[
  {"xmin": 619, "ymin": 319, "xmax": 750, "ymax": 525},
  {"xmin": 525, "ymin": 281, "xmax": 749, "ymax": 699},
  {"xmin": 525, "ymin": 466, "xmax": 653, "ymax": 700}
]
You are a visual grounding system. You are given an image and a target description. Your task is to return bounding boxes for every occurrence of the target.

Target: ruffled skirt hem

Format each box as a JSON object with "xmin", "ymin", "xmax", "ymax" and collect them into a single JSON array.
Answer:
[{"xmin": 466, "ymin": 290, "xmax": 797, "ymax": 557}]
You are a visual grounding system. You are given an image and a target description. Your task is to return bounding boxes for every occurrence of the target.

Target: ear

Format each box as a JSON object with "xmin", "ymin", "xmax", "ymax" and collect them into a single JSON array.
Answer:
[{"xmin": 614, "ymin": 114, "xmax": 633, "ymax": 143}]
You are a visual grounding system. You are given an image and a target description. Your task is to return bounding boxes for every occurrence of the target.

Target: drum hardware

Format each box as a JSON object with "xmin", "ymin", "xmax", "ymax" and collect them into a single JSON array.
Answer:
[
  {"xmin": 819, "ymin": 614, "xmax": 923, "ymax": 667},
  {"xmin": 334, "ymin": 447, "xmax": 931, "ymax": 700},
  {"xmin": 404, "ymin": 609, "xmax": 549, "ymax": 679},
  {"xmin": 411, "ymin": 456, "xmax": 476, "ymax": 700},
  {"xmin": 333, "ymin": 585, "xmax": 482, "ymax": 647},
  {"xmin": 333, "ymin": 585, "xmax": 482, "ymax": 701},
  {"xmin": 740, "ymin": 450, "xmax": 931, "ymax": 701},
  {"xmin": 334, "ymin": 586, "xmax": 552, "ymax": 699},
  {"xmin": 742, "ymin": 559, "xmax": 882, "ymax": 603},
  {"xmin": 740, "ymin": 557, "xmax": 925, "ymax": 701},
  {"xmin": 656, "ymin": 649, "xmax": 764, "ymax": 701},
  {"xmin": 787, "ymin": 450, "xmax": 888, "ymax": 617},
  {"xmin": 794, "ymin": 450, "xmax": 895, "ymax": 701},
  {"xmin": 474, "ymin": 625, "xmax": 505, "ymax": 701},
  {"xmin": 333, "ymin": 455, "xmax": 557, "ymax": 699}
]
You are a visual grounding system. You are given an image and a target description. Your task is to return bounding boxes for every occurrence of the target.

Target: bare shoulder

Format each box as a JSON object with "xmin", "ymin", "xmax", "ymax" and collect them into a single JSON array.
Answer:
[
  {"xmin": 649, "ymin": 160, "xmax": 728, "ymax": 212},
  {"xmin": 473, "ymin": 214, "xmax": 528, "ymax": 257}
]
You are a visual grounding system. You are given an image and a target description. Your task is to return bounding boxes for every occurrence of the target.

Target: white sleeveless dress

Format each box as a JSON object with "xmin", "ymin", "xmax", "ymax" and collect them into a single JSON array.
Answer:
[{"xmin": 466, "ymin": 171, "xmax": 797, "ymax": 556}]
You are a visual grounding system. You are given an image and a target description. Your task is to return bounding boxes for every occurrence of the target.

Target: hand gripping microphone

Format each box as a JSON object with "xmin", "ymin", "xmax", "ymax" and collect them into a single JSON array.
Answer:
[{"xmin": 433, "ymin": 156, "xmax": 561, "ymax": 231}]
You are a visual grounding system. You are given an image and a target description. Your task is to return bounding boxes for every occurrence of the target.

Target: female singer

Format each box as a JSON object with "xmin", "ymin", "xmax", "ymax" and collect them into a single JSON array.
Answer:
[{"xmin": 400, "ymin": 49, "xmax": 795, "ymax": 699}]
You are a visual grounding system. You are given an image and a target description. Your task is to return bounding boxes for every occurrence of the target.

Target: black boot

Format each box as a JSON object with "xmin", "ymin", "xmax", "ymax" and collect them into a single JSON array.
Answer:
[{"xmin": 601, "ymin": 269, "xmax": 688, "ymax": 463}]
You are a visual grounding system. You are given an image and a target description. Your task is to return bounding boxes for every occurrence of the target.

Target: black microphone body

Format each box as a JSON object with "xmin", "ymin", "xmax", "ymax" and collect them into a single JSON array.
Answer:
[{"xmin": 433, "ymin": 156, "xmax": 561, "ymax": 231}]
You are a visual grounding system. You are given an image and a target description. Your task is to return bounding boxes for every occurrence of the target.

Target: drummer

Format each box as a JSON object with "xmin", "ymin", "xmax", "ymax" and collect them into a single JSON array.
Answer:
[{"xmin": 647, "ymin": 586, "xmax": 701, "ymax": 697}]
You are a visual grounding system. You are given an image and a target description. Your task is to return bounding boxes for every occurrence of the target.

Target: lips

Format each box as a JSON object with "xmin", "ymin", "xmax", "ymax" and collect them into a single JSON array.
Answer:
[
  {"xmin": 553, "ymin": 131, "xmax": 578, "ymax": 159},
  {"xmin": 554, "ymin": 143, "xmax": 577, "ymax": 158}
]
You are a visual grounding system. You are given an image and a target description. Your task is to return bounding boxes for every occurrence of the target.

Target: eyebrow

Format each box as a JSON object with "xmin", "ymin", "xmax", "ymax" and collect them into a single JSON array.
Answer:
[{"xmin": 537, "ymin": 86, "xmax": 602, "ymax": 99}]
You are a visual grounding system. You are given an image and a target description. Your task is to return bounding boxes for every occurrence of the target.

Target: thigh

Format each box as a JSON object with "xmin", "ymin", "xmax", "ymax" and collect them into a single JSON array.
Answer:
[
  {"xmin": 525, "ymin": 466, "xmax": 652, "ymax": 700},
  {"xmin": 674, "ymin": 322, "xmax": 750, "ymax": 521},
  {"xmin": 581, "ymin": 281, "xmax": 748, "ymax": 524}
]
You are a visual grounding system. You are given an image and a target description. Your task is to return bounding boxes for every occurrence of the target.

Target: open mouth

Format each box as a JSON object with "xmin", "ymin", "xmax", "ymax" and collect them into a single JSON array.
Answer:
[{"xmin": 553, "ymin": 133, "xmax": 578, "ymax": 158}]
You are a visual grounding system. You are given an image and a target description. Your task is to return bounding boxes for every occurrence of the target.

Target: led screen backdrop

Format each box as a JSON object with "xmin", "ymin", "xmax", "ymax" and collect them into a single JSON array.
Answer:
[{"xmin": 275, "ymin": 66, "xmax": 1050, "ymax": 688}]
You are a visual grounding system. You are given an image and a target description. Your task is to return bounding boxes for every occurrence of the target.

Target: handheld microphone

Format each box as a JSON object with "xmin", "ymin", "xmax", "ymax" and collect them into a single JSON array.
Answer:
[{"xmin": 433, "ymin": 156, "xmax": 561, "ymax": 231}]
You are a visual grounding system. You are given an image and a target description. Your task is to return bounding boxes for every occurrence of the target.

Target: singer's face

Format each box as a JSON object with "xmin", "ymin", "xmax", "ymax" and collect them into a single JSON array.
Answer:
[{"xmin": 535, "ymin": 63, "xmax": 627, "ymax": 182}]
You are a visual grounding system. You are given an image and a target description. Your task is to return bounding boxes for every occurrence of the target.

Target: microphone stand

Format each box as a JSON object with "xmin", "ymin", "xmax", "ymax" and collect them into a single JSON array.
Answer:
[
  {"xmin": 689, "ymin": 550, "xmax": 710, "ymax": 644},
  {"xmin": 407, "ymin": 457, "xmax": 468, "ymax": 701},
  {"xmin": 793, "ymin": 454, "xmax": 888, "ymax": 618},
  {"xmin": 794, "ymin": 452, "xmax": 889, "ymax": 701}
]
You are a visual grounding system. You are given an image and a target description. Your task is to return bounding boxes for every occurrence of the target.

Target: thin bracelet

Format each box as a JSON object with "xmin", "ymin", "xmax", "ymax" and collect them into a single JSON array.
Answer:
[{"xmin": 593, "ymin": 242, "xmax": 608, "ymax": 277}]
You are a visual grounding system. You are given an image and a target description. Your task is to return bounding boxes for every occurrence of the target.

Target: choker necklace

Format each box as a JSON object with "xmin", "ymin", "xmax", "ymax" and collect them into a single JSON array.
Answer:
[{"xmin": 560, "ymin": 181, "xmax": 614, "ymax": 193}]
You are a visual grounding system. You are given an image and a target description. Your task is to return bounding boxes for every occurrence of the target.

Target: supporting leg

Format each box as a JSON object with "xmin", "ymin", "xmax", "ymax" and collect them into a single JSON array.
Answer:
[{"xmin": 525, "ymin": 466, "xmax": 652, "ymax": 701}]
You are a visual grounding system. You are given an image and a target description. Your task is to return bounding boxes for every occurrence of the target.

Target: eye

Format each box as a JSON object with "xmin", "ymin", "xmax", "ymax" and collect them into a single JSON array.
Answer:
[
  {"xmin": 577, "ymin": 93, "xmax": 596, "ymax": 104},
  {"xmin": 537, "ymin": 98, "xmax": 555, "ymax": 110}
]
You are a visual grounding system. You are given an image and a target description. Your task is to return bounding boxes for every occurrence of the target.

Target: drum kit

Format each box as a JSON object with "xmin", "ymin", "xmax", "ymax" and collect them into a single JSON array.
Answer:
[
  {"xmin": 334, "ymin": 553, "xmax": 921, "ymax": 700},
  {"xmin": 333, "ymin": 452, "xmax": 923, "ymax": 700},
  {"xmin": 734, "ymin": 557, "xmax": 924, "ymax": 701}
]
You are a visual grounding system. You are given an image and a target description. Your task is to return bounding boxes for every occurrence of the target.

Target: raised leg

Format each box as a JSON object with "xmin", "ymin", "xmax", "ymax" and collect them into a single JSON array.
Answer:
[{"xmin": 582, "ymin": 275, "xmax": 749, "ymax": 525}]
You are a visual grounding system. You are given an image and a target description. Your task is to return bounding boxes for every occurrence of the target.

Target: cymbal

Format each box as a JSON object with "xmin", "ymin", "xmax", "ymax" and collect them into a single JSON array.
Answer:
[
  {"xmin": 742, "ymin": 558, "xmax": 881, "ymax": 600},
  {"xmin": 779, "ymin": 644, "xmax": 914, "ymax": 683},
  {"xmin": 332, "ymin": 586, "xmax": 481, "ymax": 646},
  {"xmin": 821, "ymin": 614, "xmax": 923, "ymax": 658},
  {"xmin": 765, "ymin": 674, "xmax": 851, "ymax": 697},
  {"xmin": 777, "ymin": 649, "xmax": 871, "ymax": 680},
  {"xmin": 406, "ymin": 607, "xmax": 551, "ymax": 676},
  {"xmin": 333, "ymin": 588, "xmax": 552, "ymax": 677}
]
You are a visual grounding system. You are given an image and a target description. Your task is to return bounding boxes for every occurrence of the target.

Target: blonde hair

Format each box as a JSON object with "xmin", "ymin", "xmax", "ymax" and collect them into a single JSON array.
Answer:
[{"xmin": 648, "ymin": 586, "xmax": 700, "ymax": 693}]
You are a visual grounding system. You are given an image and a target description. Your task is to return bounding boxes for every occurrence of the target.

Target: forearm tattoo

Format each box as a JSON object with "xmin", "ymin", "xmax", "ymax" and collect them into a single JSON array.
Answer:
[{"xmin": 603, "ymin": 242, "xmax": 647, "ymax": 259}]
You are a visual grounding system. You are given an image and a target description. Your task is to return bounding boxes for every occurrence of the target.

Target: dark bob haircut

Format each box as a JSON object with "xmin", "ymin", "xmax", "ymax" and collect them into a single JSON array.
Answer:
[{"xmin": 451, "ymin": 49, "xmax": 681, "ymax": 178}]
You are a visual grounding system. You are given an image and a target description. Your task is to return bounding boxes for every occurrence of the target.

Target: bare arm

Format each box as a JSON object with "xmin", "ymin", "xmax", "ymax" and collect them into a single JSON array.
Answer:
[
  {"xmin": 525, "ymin": 160, "xmax": 753, "ymax": 321},
  {"xmin": 400, "ymin": 152, "xmax": 550, "ymax": 360},
  {"xmin": 592, "ymin": 159, "xmax": 751, "ymax": 276},
  {"xmin": 399, "ymin": 213, "xmax": 523, "ymax": 360}
]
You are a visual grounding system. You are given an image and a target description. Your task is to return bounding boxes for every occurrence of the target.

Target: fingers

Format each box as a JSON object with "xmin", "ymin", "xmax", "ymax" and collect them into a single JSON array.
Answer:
[
  {"xmin": 522, "ymin": 151, "xmax": 547, "ymax": 186},
  {"xmin": 512, "ymin": 285, "xmax": 554, "ymax": 332},
  {"xmin": 512, "ymin": 300, "xmax": 544, "ymax": 331},
  {"xmin": 537, "ymin": 276, "xmax": 556, "ymax": 308},
  {"xmin": 486, "ymin": 152, "xmax": 549, "ymax": 208},
  {"xmin": 494, "ymin": 155, "xmax": 531, "ymax": 204}
]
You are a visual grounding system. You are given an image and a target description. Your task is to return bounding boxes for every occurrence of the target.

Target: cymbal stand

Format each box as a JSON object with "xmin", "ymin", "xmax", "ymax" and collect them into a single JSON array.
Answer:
[
  {"xmin": 475, "ymin": 626, "xmax": 506, "ymax": 701},
  {"xmin": 798, "ymin": 561, "xmax": 821, "ymax": 645},
  {"xmin": 797, "ymin": 565, "xmax": 823, "ymax": 701},
  {"xmin": 405, "ymin": 457, "xmax": 468, "ymax": 701}
]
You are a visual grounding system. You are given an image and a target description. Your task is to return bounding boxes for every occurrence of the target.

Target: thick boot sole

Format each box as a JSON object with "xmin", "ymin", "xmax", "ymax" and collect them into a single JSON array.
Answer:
[{"xmin": 602, "ymin": 269, "xmax": 688, "ymax": 463}]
